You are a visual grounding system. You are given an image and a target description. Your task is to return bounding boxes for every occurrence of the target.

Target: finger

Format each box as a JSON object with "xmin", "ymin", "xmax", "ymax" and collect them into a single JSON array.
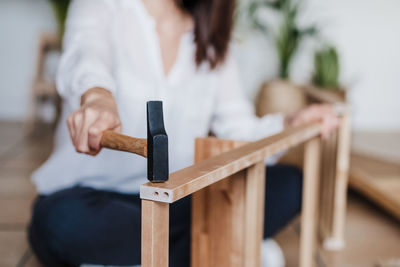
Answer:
[
  {"xmin": 113, "ymin": 124, "xmax": 122, "ymax": 133},
  {"xmin": 72, "ymin": 112, "xmax": 84, "ymax": 148},
  {"xmin": 67, "ymin": 113, "xmax": 77, "ymax": 142},
  {"xmin": 328, "ymin": 115, "xmax": 340, "ymax": 136},
  {"xmin": 318, "ymin": 104, "xmax": 333, "ymax": 114},
  {"xmin": 290, "ymin": 104, "xmax": 335, "ymax": 128},
  {"xmin": 75, "ymin": 109, "xmax": 98, "ymax": 153},
  {"xmin": 327, "ymin": 113, "xmax": 339, "ymax": 129},
  {"xmin": 319, "ymin": 113, "xmax": 329, "ymax": 139},
  {"xmin": 290, "ymin": 110, "xmax": 306, "ymax": 126},
  {"xmin": 88, "ymin": 112, "xmax": 121, "ymax": 153},
  {"xmin": 292, "ymin": 110, "xmax": 312, "ymax": 126},
  {"xmin": 86, "ymin": 149, "xmax": 100, "ymax": 156},
  {"xmin": 301, "ymin": 106, "xmax": 320, "ymax": 124},
  {"xmin": 321, "ymin": 114, "xmax": 338, "ymax": 139},
  {"xmin": 88, "ymin": 120, "xmax": 109, "ymax": 152}
]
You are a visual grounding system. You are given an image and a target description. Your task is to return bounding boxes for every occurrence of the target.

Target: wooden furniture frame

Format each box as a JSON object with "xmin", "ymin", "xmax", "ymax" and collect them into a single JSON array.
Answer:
[
  {"xmin": 140, "ymin": 123, "xmax": 324, "ymax": 267},
  {"xmin": 26, "ymin": 33, "xmax": 61, "ymax": 136},
  {"xmin": 304, "ymin": 86, "xmax": 351, "ymax": 250}
]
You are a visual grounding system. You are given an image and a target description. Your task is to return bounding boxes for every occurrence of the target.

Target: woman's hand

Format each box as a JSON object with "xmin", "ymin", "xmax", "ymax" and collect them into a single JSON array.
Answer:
[
  {"xmin": 285, "ymin": 104, "xmax": 340, "ymax": 139},
  {"xmin": 67, "ymin": 87, "xmax": 122, "ymax": 155}
]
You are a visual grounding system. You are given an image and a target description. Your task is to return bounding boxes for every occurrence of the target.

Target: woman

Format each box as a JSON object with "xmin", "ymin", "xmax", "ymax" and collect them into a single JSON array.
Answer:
[{"xmin": 29, "ymin": 0, "xmax": 339, "ymax": 266}]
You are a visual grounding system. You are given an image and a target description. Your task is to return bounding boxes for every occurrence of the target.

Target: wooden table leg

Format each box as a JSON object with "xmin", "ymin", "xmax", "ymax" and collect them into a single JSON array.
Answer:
[
  {"xmin": 142, "ymin": 200, "xmax": 170, "ymax": 267},
  {"xmin": 300, "ymin": 137, "xmax": 321, "ymax": 267}
]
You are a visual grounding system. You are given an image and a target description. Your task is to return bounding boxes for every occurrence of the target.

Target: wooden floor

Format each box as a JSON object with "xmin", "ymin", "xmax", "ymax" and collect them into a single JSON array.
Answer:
[
  {"xmin": 0, "ymin": 121, "xmax": 399, "ymax": 267},
  {"xmin": 350, "ymin": 153, "xmax": 400, "ymax": 221},
  {"xmin": 352, "ymin": 131, "xmax": 400, "ymax": 165}
]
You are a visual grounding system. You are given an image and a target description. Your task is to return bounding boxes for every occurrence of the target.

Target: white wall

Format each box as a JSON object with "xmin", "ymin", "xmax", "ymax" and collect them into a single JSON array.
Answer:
[
  {"xmin": 317, "ymin": 0, "xmax": 400, "ymax": 131},
  {"xmin": 0, "ymin": 0, "xmax": 56, "ymax": 121},
  {"xmin": 234, "ymin": 0, "xmax": 400, "ymax": 131},
  {"xmin": 0, "ymin": 0, "xmax": 399, "ymax": 131}
]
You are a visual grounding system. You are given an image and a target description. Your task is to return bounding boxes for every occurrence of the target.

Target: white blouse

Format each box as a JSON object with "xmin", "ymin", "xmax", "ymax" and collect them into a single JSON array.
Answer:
[{"xmin": 32, "ymin": 0, "xmax": 284, "ymax": 195}]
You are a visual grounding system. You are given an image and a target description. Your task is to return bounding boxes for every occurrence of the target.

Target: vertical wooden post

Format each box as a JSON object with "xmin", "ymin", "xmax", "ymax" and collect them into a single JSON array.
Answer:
[
  {"xmin": 191, "ymin": 138, "xmax": 245, "ymax": 267},
  {"xmin": 244, "ymin": 162, "xmax": 266, "ymax": 267},
  {"xmin": 318, "ymin": 111, "xmax": 351, "ymax": 250},
  {"xmin": 192, "ymin": 138, "xmax": 247, "ymax": 267},
  {"xmin": 318, "ymin": 129, "xmax": 337, "ymax": 241},
  {"xmin": 192, "ymin": 138, "xmax": 265, "ymax": 267},
  {"xmin": 142, "ymin": 200, "xmax": 170, "ymax": 267},
  {"xmin": 300, "ymin": 137, "xmax": 321, "ymax": 267},
  {"xmin": 191, "ymin": 186, "xmax": 210, "ymax": 267},
  {"xmin": 328, "ymin": 111, "xmax": 351, "ymax": 249}
]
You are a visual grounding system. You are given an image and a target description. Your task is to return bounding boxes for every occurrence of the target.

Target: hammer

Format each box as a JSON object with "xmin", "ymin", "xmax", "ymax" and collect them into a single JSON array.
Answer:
[{"xmin": 100, "ymin": 101, "xmax": 169, "ymax": 183}]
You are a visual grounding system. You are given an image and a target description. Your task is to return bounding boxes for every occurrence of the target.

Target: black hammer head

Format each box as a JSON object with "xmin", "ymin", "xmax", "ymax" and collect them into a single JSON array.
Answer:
[{"xmin": 147, "ymin": 101, "xmax": 169, "ymax": 182}]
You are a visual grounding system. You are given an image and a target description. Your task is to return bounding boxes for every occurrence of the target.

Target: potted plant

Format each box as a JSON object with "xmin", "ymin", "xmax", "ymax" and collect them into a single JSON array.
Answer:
[
  {"xmin": 244, "ymin": 0, "xmax": 318, "ymax": 116},
  {"xmin": 310, "ymin": 45, "xmax": 346, "ymax": 101}
]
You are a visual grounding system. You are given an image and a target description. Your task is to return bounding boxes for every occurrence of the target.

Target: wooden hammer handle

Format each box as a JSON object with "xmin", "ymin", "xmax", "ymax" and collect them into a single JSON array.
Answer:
[{"xmin": 100, "ymin": 130, "xmax": 148, "ymax": 158}]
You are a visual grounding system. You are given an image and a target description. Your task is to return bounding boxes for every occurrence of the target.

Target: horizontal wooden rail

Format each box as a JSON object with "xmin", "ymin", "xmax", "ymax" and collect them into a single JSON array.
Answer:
[{"xmin": 140, "ymin": 122, "xmax": 321, "ymax": 203}]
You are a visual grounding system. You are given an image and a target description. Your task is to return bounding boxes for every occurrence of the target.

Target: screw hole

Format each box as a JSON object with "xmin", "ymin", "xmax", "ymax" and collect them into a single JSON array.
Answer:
[
  {"xmin": 164, "ymin": 192, "xmax": 169, "ymax": 197},
  {"xmin": 154, "ymin": 191, "xmax": 159, "ymax": 196}
]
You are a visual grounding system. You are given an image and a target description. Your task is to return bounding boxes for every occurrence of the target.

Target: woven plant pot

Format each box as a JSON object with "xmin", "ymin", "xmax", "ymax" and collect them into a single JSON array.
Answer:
[{"xmin": 256, "ymin": 79, "xmax": 307, "ymax": 117}]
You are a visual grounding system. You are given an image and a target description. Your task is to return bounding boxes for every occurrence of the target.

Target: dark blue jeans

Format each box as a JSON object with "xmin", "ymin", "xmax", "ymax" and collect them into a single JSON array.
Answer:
[{"xmin": 28, "ymin": 164, "xmax": 302, "ymax": 267}]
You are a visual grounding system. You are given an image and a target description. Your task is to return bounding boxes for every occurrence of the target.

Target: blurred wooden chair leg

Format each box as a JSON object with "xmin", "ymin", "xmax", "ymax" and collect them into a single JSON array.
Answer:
[
  {"xmin": 319, "ymin": 111, "xmax": 351, "ymax": 250},
  {"xmin": 299, "ymin": 137, "xmax": 321, "ymax": 267}
]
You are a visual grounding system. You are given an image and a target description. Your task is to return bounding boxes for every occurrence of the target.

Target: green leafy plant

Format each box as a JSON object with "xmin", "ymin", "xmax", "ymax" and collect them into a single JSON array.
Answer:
[
  {"xmin": 275, "ymin": 1, "xmax": 317, "ymax": 78},
  {"xmin": 48, "ymin": 0, "xmax": 70, "ymax": 38},
  {"xmin": 247, "ymin": 0, "xmax": 283, "ymax": 33},
  {"xmin": 245, "ymin": 0, "xmax": 318, "ymax": 79},
  {"xmin": 313, "ymin": 45, "xmax": 340, "ymax": 89}
]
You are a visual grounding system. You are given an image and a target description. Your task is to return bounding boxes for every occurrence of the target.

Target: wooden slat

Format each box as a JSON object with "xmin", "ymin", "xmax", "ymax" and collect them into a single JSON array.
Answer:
[
  {"xmin": 328, "ymin": 111, "xmax": 351, "ymax": 249},
  {"xmin": 318, "ymin": 128, "xmax": 337, "ymax": 241},
  {"xmin": 191, "ymin": 187, "xmax": 209, "ymax": 267},
  {"xmin": 231, "ymin": 172, "xmax": 246, "ymax": 267},
  {"xmin": 193, "ymin": 138, "xmax": 247, "ymax": 162},
  {"xmin": 191, "ymin": 138, "xmax": 266, "ymax": 267},
  {"xmin": 192, "ymin": 167, "xmax": 266, "ymax": 267},
  {"xmin": 194, "ymin": 173, "xmax": 247, "ymax": 267},
  {"xmin": 141, "ymin": 123, "xmax": 321, "ymax": 203},
  {"xmin": 299, "ymin": 137, "xmax": 321, "ymax": 267},
  {"xmin": 192, "ymin": 138, "xmax": 248, "ymax": 267},
  {"xmin": 141, "ymin": 200, "xmax": 169, "ymax": 267},
  {"xmin": 244, "ymin": 162, "xmax": 266, "ymax": 267}
]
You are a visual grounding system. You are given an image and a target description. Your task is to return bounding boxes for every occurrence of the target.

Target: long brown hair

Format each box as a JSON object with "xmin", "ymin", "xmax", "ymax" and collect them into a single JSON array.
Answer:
[{"xmin": 178, "ymin": 0, "xmax": 236, "ymax": 69}]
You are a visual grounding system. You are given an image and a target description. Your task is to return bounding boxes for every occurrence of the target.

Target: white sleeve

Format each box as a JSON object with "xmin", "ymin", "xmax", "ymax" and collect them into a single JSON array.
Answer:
[
  {"xmin": 56, "ymin": 0, "xmax": 116, "ymax": 109},
  {"xmin": 210, "ymin": 54, "xmax": 285, "ymax": 165}
]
